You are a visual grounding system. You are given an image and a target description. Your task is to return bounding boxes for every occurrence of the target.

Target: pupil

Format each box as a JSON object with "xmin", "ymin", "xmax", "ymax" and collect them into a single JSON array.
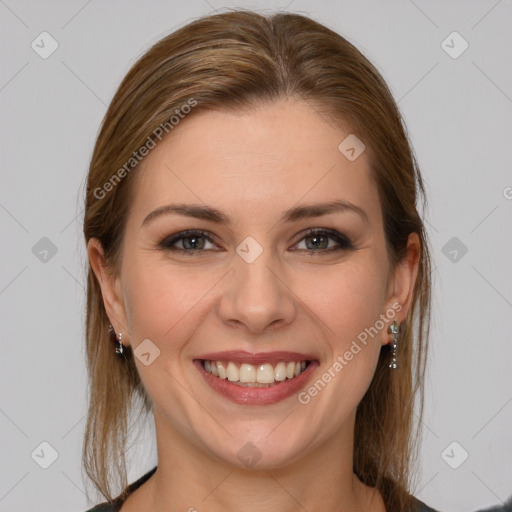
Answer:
[
  {"xmin": 307, "ymin": 235, "xmax": 327, "ymax": 250},
  {"xmin": 185, "ymin": 236, "xmax": 203, "ymax": 250}
]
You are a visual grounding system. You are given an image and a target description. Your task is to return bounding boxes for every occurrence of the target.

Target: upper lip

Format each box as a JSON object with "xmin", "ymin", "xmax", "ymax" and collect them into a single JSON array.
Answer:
[{"xmin": 194, "ymin": 350, "xmax": 317, "ymax": 365}]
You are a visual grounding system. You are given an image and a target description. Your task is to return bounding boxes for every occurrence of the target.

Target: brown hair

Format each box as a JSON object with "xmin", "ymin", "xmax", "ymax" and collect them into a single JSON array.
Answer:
[{"xmin": 83, "ymin": 9, "xmax": 431, "ymax": 510}]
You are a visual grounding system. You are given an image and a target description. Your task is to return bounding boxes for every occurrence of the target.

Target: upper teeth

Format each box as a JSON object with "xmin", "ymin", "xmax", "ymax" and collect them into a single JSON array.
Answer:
[{"xmin": 204, "ymin": 360, "xmax": 307, "ymax": 384}]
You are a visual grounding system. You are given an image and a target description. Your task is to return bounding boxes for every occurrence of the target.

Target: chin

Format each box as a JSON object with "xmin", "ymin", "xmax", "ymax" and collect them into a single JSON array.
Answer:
[{"xmin": 202, "ymin": 429, "xmax": 313, "ymax": 471}]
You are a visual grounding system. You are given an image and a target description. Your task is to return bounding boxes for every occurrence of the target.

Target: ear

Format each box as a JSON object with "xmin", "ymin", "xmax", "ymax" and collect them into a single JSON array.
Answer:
[
  {"xmin": 87, "ymin": 238, "xmax": 130, "ymax": 345},
  {"xmin": 382, "ymin": 232, "xmax": 421, "ymax": 342}
]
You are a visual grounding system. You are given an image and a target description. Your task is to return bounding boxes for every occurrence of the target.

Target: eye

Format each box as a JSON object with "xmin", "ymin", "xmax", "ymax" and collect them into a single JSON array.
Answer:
[
  {"xmin": 293, "ymin": 229, "xmax": 354, "ymax": 253},
  {"xmin": 159, "ymin": 228, "xmax": 354, "ymax": 255},
  {"xmin": 159, "ymin": 230, "xmax": 218, "ymax": 253}
]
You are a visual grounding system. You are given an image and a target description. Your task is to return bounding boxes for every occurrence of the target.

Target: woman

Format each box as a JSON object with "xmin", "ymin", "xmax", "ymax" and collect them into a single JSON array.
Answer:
[{"xmin": 83, "ymin": 9, "xmax": 437, "ymax": 512}]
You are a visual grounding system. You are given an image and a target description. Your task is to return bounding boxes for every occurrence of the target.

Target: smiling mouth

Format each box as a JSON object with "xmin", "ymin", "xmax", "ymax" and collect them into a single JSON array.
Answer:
[{"xmin": 201, "ymin": 360, "xmax": 310, "ymax": 387}]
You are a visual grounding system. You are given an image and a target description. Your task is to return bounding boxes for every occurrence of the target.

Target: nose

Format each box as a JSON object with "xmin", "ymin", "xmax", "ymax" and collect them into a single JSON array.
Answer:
[{"xmin": 218, "ymin": 248, "xmax": 296, "ymax": 335}]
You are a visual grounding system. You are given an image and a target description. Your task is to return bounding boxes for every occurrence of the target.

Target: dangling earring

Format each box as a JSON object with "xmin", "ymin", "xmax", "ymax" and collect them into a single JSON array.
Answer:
[
  {"xmin": 388, "ymin": 321, "xmax": 399, "ymax": 369},
  {"xmin": 109, "ymin": 324, "xmax": 124, "ymax": 356},
  {"xmin": 116, "ymin": 332, "xmax": 124, "ymax": 355}
]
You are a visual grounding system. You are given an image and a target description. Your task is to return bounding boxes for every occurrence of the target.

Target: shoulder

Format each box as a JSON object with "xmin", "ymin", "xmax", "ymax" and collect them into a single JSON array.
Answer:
[
  {"xmin": 83, "ymin": 466, "xmax": 157, "ymax": 512},
  {"xmin": 409, "ymin": 495, "xmax": 441, "ymax": 512},
  {"xmin": 409, "ymin": 495, "xmax": 512, "ymax": 512},
  {"xmin": 475, "ymin": 495, "xmax": 512, "ymax": 511},
  {"xmin": 83, "ymin": 505, "xmax": 118, "ymax": 512}
]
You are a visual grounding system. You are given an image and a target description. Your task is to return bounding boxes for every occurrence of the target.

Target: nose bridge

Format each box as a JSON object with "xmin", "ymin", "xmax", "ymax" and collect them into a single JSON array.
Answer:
[{"xmin": 218, "ymin": 240, "xmax": 295, "ymax": 333}]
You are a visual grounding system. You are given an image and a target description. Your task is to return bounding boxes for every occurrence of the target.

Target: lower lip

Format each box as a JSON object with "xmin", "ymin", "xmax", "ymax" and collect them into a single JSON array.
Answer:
[{"xmin": 193, "ymin": 360, "xmax": 319, "ymax": 405}]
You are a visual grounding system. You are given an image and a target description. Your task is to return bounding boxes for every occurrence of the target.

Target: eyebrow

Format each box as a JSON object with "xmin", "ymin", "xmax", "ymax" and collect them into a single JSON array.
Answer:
[{"xmin": 142, "ymin": 199, "xmax": 369, "ymax": 227}]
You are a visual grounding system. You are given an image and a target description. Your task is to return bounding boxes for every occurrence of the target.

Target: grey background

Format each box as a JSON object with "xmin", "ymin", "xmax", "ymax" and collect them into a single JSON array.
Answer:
[{"xmin": 1, "ymin": 0, "xmax": 511, "ymax": 511}]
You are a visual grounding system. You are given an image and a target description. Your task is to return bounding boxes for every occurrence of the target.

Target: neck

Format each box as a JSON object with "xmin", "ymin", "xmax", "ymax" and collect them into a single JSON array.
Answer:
[{"xmin": 140, "ymin": 409, "xmax": 385, "ymax": 512}]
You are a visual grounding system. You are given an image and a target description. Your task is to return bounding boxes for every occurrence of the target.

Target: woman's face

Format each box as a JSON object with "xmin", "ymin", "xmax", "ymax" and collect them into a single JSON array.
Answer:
[{"xmin": 91, "ymin": 98, "xmax": 417, "ymax": 469}]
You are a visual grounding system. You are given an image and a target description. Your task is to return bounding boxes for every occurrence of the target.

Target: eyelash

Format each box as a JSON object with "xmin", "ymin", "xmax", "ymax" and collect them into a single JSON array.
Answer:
[{"xmin": 159, "ymin": 228, "xmax": 354, "ymax": 255}]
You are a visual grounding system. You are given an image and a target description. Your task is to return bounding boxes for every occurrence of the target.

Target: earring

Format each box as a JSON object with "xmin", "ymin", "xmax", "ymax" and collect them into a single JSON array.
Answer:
[
  {"xmin": 388, "ymin": 321, "xmax": 399, "ymax": 369},
  {"xmin": 109, "ymin": 324, "xmax": 125, "ymax": 356},
  {"xmin": 116, "ymin": 332, "xmax": 124, "ymax": 355}
]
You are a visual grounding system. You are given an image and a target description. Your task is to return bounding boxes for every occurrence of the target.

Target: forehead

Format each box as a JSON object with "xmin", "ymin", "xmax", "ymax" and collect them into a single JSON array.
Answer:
[{"xmin": 128, "ymin": 98, "xmax": 380, "ymax": 226}]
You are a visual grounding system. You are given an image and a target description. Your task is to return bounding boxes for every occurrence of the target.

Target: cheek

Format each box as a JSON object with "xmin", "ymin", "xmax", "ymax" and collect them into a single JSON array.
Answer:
[
  {"xmin": 294, "ymin": 256, "xmax": 389, "ymax": 346},
  {"xmin": 293, "ymin": 256, "xmax": 388, "ymax": 403},
  {"xmin": 293, "ymin": 277, "xmax": 386, "ymax": 433},
  {"xmin": 122, "ymin": 255, "xmax": 219, "ymax": 351}
]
